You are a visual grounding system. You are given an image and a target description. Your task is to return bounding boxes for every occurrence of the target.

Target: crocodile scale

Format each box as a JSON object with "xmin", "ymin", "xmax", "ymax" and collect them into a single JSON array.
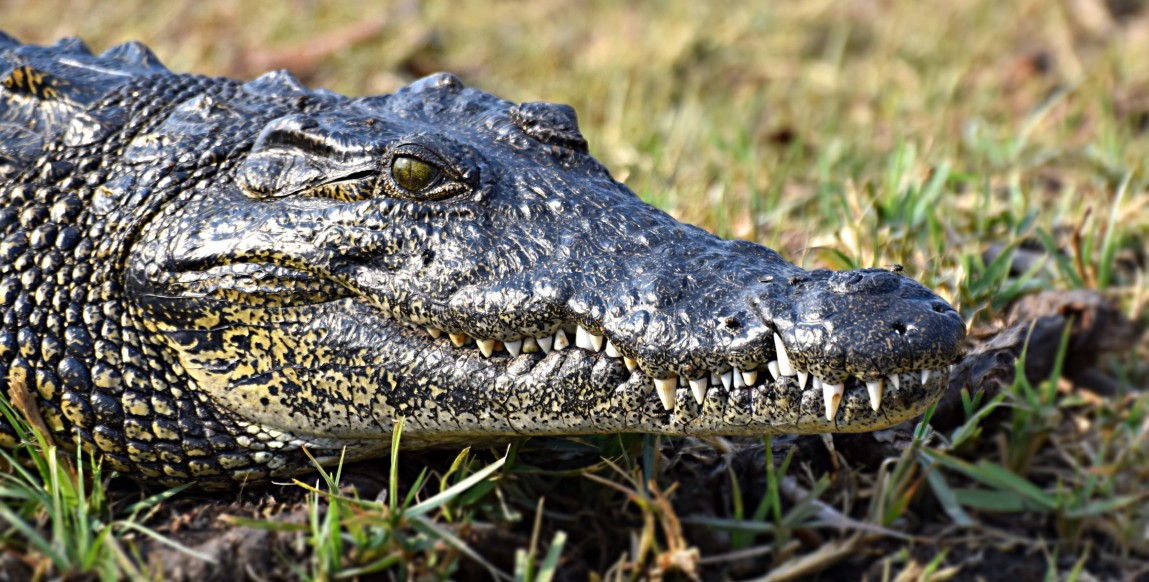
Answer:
[{"xmin": 0, "ymin": 34, "xmax": 965, "ymax": 488}]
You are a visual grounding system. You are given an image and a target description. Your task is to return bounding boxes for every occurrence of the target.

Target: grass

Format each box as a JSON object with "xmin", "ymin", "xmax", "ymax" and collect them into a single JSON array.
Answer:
[
  {"xmin": 0, "ymin": 392, "xmax": 205, "ymax": 581},
  {"xmin": 2, "ymin": 0, "xmax": 1149, "ymax": 578},
  {"xmin": 227, "ymin": 421, "xmax": 515, "ymax": 580}
]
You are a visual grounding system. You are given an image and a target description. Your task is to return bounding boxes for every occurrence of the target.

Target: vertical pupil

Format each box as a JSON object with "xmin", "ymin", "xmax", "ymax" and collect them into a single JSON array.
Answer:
[{"xmin": 393, "ymin": 156, "xmax": 436, "ymax": 190}]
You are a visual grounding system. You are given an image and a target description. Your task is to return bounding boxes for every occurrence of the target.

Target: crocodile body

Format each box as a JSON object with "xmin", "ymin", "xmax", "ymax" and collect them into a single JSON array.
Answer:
[{"xmin": 0, "ymin": 35, "xmax": 965, "ymax": 487}]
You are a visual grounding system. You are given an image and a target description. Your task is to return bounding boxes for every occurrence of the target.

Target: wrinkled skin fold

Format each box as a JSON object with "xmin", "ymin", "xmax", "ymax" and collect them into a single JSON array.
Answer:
[{"xmin": 0, "ymin": 34, "xmax": 966, "ymax": 487}]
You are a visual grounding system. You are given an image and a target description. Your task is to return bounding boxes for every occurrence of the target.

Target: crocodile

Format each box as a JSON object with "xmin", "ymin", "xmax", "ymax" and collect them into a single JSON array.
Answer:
[{"xmin": 0, "ymin": 34, "xmax": 966, "ymax": 488}]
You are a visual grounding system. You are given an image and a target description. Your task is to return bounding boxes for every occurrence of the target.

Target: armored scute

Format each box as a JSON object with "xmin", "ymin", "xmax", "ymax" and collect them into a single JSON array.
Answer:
[{"xmin": 0, "ymin": 34, "xmax": 965, "ymax": 487}]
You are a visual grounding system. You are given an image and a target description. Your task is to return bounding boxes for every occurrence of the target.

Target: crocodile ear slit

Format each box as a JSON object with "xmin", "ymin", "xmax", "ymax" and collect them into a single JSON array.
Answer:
[
  {"xmin": 98, "ymin": 41, "xmax": 169, "ymax": 72},
  {"xmin": 510, "ymin": 102, "xmax": 588, "ymax": 153}
]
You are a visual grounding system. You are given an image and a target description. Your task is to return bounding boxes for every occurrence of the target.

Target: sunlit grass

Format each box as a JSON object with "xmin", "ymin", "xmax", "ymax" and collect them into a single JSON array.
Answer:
[
  {"xmin": 225, "ymin": 421, "xmax": 516, "ymax": 580},
  {"xmin": 0, "ymin": 396, "xmax": 204, "ymax": 581}
]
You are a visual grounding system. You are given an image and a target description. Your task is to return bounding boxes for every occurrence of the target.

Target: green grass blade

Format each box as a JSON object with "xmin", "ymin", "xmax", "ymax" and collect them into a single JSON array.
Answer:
[
  {"xmin": 924, "ymin": 467, "xmax": 973, "ymax": 526},
  {"xmin": 1034, "ymin": 228, "xmax": 1084, "ymax": 288},
  {"xmin": 951, "ymin": 488, "xmax": 1031, "ymax": 512},
  {"xmin": 0, "ymin": 502, "xmax": 66, "ymax": 565},
  {"xmin": 922, "ymin": 450, "xmax": 1057, "ymax": 511},
  {"xmin": 123, "ymin": 484, "xmax": 192, "ymax": 518},
  {"xmin": 407, "ymin": 452, "xmax": 506, "ymax": 518},
  {"xmin": 1097, "ymin": 172, "xmax": 1131, "ymax": 289},
  {"xmin": 115, "ymin": 521, "xmax": 219, "ymax": 564},
  {"xmin": 410, "ymin": 515, "xmax": 511, "ymax": 581},
  {"xmin": 534, "ymin": 531, "xmax": 566, "ymax": 582},
  {"xmin": 1063, "ymin": 494, "xmax": 1146, "ymax": 518}
]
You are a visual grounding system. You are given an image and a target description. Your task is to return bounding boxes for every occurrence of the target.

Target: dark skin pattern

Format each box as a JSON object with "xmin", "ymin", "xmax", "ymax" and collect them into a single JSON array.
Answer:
[{"xmin": 0, "ymin": 34, "xmax": 965, "ymax": 488}]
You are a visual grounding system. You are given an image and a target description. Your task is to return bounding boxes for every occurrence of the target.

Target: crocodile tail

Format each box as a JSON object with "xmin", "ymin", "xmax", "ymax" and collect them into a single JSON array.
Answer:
[{"xmin": 0, "ymin": 34, "xmax": 168, "ymax": 178}]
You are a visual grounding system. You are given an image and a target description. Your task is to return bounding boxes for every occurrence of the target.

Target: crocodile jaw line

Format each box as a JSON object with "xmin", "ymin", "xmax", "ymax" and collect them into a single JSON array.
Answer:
[{"xmin": 412, "ymin": 320, "xmax": 952, "ymax": 428}]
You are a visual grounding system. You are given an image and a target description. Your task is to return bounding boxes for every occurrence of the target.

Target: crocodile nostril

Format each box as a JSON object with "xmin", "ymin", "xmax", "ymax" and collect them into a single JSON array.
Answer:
[
  {"xmin": 722, "ymin": 317, "xmax": 741, "ymax": 330},
  {"xmin": 890, "ymin": 322, "xmax": 907, "ymax": 335},
  {"xmin": 931, "ymin": 303, "xmax": 949, "ymax": 313}
]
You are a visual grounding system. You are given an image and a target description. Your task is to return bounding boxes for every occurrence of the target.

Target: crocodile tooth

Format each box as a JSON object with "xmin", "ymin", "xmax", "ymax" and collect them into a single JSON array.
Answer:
[
  {"xmin": 949, "ymin": 364, "xmax": 956, "ymax": 374},
  {"xmin": 477, "ymin": 339, "xmax": 496, "ymax": 357},
  {"xmin": 678, "ymin": 374, "xmax": 687, "ymax": 387},
  {"xmin": 689, "ymin": 377, "xmax": 708, "ymax": 404},
  {"xmin": 741, "ymin": 369, "xmax": 758, "ymax": 386},
  {"xmin": 504, "ymin": 339, "xmax": 523, "ymax": 357},
  {"xmin": 733, "ymin": 369, "xmax": 746, "ymax": 388},
  {"xmin": 719, "ymin": 370, "xmax": 733, "ymax": 390},
  {"xmin": 536, "ymin": 335, "xmax": 553, "ymax": 353},
  {"xmin": 889, "ymin": 374, "xmax": 900, "ymax": 390},
  {"xmin": 710, "ymin": 372, "xmax": 720, "ymax": 386},
  {"xmin": 865, "ymin": 378, "xmax": 884, "ymax": 411},
  {"xmin": 797, "ymin": 370, "xmax": 809, "ymax": 389},
  {"xmin": 589, "ymin": 330, "xmax": 604, "ymax": 351},
  {"xmin": 766, "ymin": 361, "xmax": 780, "ymax": 382},
  {"xmin": 426, "ymin": 327, "xmax": 442, "ymax": 339},
  {"xmin": 449, "ymin": 333, "xmax": 468, "ymax": 347},
  {"xmin": 773, "ymin": 333, "xmax": 795, "ymax": 376},
  {"xmin": 920, "ymin": 369, "xmax": 931, "ymax": 385},
  {"xmin": 624, "ymin": 357, "xmax": 638, "ymax": 372},
  {"xmin": 575, "ymin": 326, "xmax": 596, "ymax": 351},
  {"xmin": 654, "ymin": 376, "xmax": 678, "ymax": 411},
  {"xmin": 553, "ymin": 329, "xmax": 570, "ymax": 351},
  {"xmin": 574, "ymin": 326, "xmax": 589, "ymax": 350},
  {"xmin": 605, "ymin": 340, "xmax": 621, "ymax": 358},
  {"xmin": 822, "ymin": 380, "xmax": 844, "ymax": 421}
]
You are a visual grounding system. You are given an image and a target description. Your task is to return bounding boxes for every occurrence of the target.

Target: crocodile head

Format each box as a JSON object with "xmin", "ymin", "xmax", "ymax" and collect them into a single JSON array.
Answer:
[{"xmin": 130, "ymin": 73, "xmax": 965, "ymax": 461}]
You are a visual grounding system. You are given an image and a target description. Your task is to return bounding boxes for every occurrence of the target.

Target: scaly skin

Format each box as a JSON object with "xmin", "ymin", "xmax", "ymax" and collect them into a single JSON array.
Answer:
[{"xmin": 0, "ymin": 34, "xmax": 965, "ymax": 487}]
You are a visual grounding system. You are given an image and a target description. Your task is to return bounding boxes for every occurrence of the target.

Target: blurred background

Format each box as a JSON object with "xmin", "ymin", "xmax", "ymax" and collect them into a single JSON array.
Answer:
[{"xmin": 4, "ymin": 0, "xmax": 1149, "ymax": 287}]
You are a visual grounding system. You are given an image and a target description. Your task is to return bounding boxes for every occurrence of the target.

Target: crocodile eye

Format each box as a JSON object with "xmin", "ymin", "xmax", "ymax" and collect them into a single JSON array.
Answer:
[
  {"xmin": 391, "ymin": 155, "xmax": 440, "ymax": 192},
  {"xmin": 380, "ymin": 142, "xmax": 474, "ymax": 201}
]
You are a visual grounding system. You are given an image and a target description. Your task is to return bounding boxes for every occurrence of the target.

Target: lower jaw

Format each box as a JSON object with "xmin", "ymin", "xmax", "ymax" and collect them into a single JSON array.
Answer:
[
  {"xmin": 258, "ymin": 357, "xmax": 948, "ymax": 470},
  {"xmin": 390, "ymin": 362, "xmax": 950, "ymax": 441},
  {"xmin": 643, "ymin": 368, "xmax": 950, "ymax": 435}
]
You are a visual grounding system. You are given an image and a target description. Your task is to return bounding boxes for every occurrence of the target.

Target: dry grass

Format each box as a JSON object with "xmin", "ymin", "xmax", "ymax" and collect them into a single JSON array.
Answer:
[{"xmin": 2, "ymin": 0, "xmax": 1149, "ymax": 579}]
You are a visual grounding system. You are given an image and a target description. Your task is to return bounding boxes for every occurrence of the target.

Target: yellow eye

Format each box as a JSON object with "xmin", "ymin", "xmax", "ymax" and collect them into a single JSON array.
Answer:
[{"xmin": 391, "ymin": 155, "xmax": 439, "ymax": 192}]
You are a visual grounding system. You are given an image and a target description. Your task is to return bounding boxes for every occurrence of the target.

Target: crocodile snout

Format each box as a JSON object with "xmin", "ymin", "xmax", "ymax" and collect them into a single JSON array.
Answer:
[{"xmin": 748, "ymin": 267, "xmax": 965, "ymax": 419}]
